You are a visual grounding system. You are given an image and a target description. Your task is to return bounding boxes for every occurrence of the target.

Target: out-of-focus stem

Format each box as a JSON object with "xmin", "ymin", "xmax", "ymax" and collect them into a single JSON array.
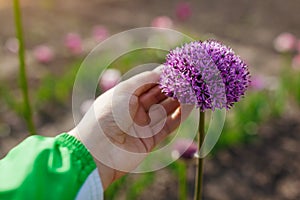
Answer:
[
  {"xmin": 13, "ymin": 0, "xmax": 36, "ymax": 135},
  {"xmin": 178, "ymin": 161, "xmax": 187, "ymax": 200}
]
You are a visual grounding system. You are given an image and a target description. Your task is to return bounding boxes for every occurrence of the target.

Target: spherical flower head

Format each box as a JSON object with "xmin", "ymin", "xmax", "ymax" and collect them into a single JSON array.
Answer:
[
  {"xmin": 5, "ymin": 37, "xmax": 19, "ymax": 53},
  {"xmin": 250, "ymin": 75, "xmax": 265, "ymax": 91},
  {"xmin": 99, "ymin": 69, "xmax": 121, "ymax": 92},
  {"xmin": 151, "ymin": 16, "xmax": 173, "ymax": 29},
  {"xmin": 175, "ymin": 2, "xmax": 192, "ymax": 21},
  {"xmin": 172, "ymin": 139, "xmax": 198, "ymax": 160},
  {"xmin": 92, "ymin": 25, "xmax": 109, "ymax": 42},
  {"xmin": 80, "ymin": 99, "xmax": 95, "ymax": 115},
  {"xmin": 64, "ymin": 33, "xmax": 83, "ymax": 55},
  {"xmin": 292, "ymin": 54, "xmax": 300, "ymax": 71},
  {"xmin": 160, "ymin": 40, "xmax": 250, "ymax": 111},
  {"xmin": 33, "ymin": 45, "xmax": 54, "ymax": 64},
  {"xmin": 297, "ymin": 40, "xmax": 300, "ymax": 54},
  {"xmin": 273, "ymin": 32, "xmax": 297, "ymax": 53}
]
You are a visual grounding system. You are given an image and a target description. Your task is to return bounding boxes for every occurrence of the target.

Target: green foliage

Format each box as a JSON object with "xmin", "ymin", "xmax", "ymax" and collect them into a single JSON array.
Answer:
[
  {"xmin": 125, "ymin": 173, "xmax": 155, "ymax": 200},
  {"xmin": 281, "ymin": 65, "xmax": 300, "ymax": 106},
  {"xmin": 104, "ymin": 173, "xmax": 155, "ymax": 200},
  {"xmin": 170, "ymin": 161, "xmax": 188, "ymax": 200},
  {"xmin": 0, "ymin": 84, "xmax": 22, "ymax": 115},
  {"xmin": 214, "ymin": 89, "xmax": 279, "ymax": 152},
  {"xmin": 104, "ymin": 175, "xmax": 128, "ymax": 200},
  {"xmin": 34, "ymin": 60, "xmax": 82, "ymax": 107}
]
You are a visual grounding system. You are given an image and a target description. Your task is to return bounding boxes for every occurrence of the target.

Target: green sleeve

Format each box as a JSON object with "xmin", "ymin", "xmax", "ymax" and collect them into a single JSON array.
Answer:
[{"xmin": 0, "ymin": 133, "xmax": 97, "ymax": 200}]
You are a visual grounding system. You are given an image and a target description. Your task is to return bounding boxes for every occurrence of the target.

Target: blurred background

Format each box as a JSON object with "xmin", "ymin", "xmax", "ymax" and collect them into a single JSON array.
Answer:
[{"xmin": 0, "ymin": 0, "xmax": 300, "ymax": 199}]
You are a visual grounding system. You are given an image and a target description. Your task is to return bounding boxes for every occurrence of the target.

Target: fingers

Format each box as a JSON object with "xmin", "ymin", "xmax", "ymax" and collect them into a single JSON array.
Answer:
[
  {"xmin": 114, "ymin": 70, "xmax": 161, "ymax": 128},
  {"xmin": 148, "ymin": 98, "xmax": 180, "ymax": 126},
  {"xmin": 139, "ymin": 85, "xmax": 168, "ymax": 111},
  {"xmin": 153, "ymin": 107, "xmax": 182, "ymax": 146},
  {"xmin": 133, "ymin": 106, "xmax": 151, "ymax": 126},
  {"xmin": 152, "ymin": 104, "xmax": 194, "ymax": 147},
  {"xmin": 160, "ymin": 98, "xmax": 180, "ymax": 115},
  {"xmin": 134, "ymin": 95, "xmax": 180, "ymax": 127},
  {"xmin": 122, "ymin": 71, "xmax": 161, "ymax": 97},
  {"xmin": 135, "ymin": 101, "xmax": 181, "ymax": 152}
]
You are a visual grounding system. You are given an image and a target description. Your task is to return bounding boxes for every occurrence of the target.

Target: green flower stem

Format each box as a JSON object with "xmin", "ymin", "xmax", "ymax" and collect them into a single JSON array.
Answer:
[
  {"xmin": 13, "ymin": 0, "xmax": 36, "ymax": 135},
  {"xmin": 194, "ymin": 111, "xmax": 205, "ymax": 200},
  {"xmin": 177, "ymin": 161, "xmax": 187, "ymax": 200}
]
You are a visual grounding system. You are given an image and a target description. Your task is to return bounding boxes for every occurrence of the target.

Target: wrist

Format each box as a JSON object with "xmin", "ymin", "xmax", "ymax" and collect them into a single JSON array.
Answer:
[
  {"xmin": 67, "ymin": 129, "xmax": 124, "ymax": 190},
  {"xmin": 93, "ymin": 156, "xmax": 127, "ymax": 189}
]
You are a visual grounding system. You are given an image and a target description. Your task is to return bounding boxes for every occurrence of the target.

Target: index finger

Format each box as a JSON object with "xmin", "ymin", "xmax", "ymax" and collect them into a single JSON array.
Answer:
[{"xmin": 119, "ymin": 66, "xmax": 163, "ymax": 97}]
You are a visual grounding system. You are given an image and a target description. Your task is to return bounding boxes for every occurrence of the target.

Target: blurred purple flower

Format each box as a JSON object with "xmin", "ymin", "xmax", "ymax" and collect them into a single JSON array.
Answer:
[
  {"xmin": 296, "ymin": 40, "xmax": 300, "ymax": 53},
  {"xmin": 151, "ymin": 16, "xmax": 173, "ymax": 29},
  {"xmin": 250, "ymin": 75, "xmax": 265, "ymax": 91},
  {"xmin": 64, "ymin": 33, "xmax": 83, "ymax": 55},
  {"xmin": 80, "ymin": 99, "xmax": 95, "ymax": 115},
  {"xmin": 33, "ymin": 45, "xmax": 54, "ymax": 64},
  {"xmin": 160, "ymin": 40, "xmax": 250, "ymax": 111},
  {"xmin": 273, "ymin": 32, "xmax": 297, "ymax": 53},
  {"xmin": 175, "ymin": 2, "xmax": 192, "ymax": 21},
  {"xmin": 5, "ymin": 37, "xmax": 19, "ymax": 53},
  {"xmin": 172, "ymin": 139, "xmax": 198, "ymax": 160},
  {"xmin": 99, "ymin": 69, "xmax": 121, "ymax": 92},
  {"xmin": 92, "ymin": 25, "xmax": 109, "ymax": 42},
  {"xmin": 292, "ymin": 54, "xmax": 300, "ymax": 71}
]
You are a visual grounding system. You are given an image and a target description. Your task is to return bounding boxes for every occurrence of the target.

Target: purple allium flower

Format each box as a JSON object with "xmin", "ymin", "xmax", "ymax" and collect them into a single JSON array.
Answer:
[
  {"xmin": 151, "ymin": 16, "xmax": 173, "ymax": 29},
  {"xmin": 175, "ymin": 2, "xmax": 192, "ymax": 21},
  {"xmin": 64, "ymin": 33, "xmax": 83, "ymax": 55},
  {"xmin": 92, "ymin": 25, "xmax": 109, "ymax": 42},
  {"xmin": 292, "ymin": 54, "xmax": 300, "ymax": 71},
  {"xmin": 296, "ymin": 40, "xmax": 300, "ymax": 54},
  {"xmin": 250, "ymin": 75, "xmax": 265, "ymax": 91},
  {"xmin": 273, "ymin": 32, "xmax": 297, "ymax": 53},
  {"xmin": 172, "ymin": 139, "xmax": 198, "ymax": 160},
  {"xmin": 99, "ymin": 69, "xmax": 121, "ymax": 92},
  {"xmin": 33, "ymin": 45, "xmax": 54, "ymax": 64},
  {"xmin": 5, "ymin": 37, "xmax": 19, "ymax": 53},
  {"xmin": 159, "ymin": 40, "xmax": 251, "ymax": 111},
  {"xmin": 80, "ymin": 99, "xmax": 95, "ymax": 115}
]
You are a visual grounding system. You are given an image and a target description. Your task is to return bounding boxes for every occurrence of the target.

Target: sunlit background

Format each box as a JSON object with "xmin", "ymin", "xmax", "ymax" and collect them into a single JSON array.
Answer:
[{"xmin": 1, "ymin": 0, "xmax": 300, "ymax": 199}]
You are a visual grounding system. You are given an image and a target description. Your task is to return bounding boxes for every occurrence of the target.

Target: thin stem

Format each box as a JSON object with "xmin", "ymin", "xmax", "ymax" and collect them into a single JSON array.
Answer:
[
  {"xmin": 194, "ymin": 111, "xmax": 205, "ymax": 200},
  {"xmin": 178, "ymin": 161, "xmax": 187, "ymax": 200},
  {"xmin": 13, "ymin": 0, "xmax": 36, "ymax": 135}
]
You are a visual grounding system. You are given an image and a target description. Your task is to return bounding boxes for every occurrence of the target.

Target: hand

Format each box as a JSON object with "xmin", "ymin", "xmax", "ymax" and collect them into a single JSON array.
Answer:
[{"xmin": 68, "ymin": 68, "xmax": 187, "ymax": 189}]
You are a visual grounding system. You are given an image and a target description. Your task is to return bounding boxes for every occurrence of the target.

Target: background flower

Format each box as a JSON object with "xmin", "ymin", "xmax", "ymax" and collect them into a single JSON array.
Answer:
[
  {"xmin": 175, "ymin": 2, "xmax": 192, "ymax": 21},
  {"xmin": 292, "ymin": 54, "xmax": 300, "ymax": 71},
  {"xmin": 250, "ymin": 75, "xmax": 266, "ymax": 91},
  {"xmin": 151, "ymin": 16, "xmax": 173, "ymax": 29},
  {"xmin": 80, "ymin": 99, "xmax": 95, "ymax": 115},
  {"xmin": 64, "ymin": 33, "xmax": 83, "ymax": 55},
  {"xmin": 172, "ymin": 139, "xmax": 198, "ymax": 160},
  {"xmin": 273, "ymin": 32, "xmax": 297, "ymax": 52},
  {"xmin": 99, "ymin": 69, "xmax": 121, "ymax": 92},
  {"xmin": 92, "ymin": 25, "xmax": 109, "ymax": 42},
  {"xmin": 33, "ymin": 45, "xmax": 54, "ymax": 64},
  {"xmin": 5, "ymin": 37, "xmax": 19, "ymax": 53},
  {"xmin": 296, "ymin": 40, "xmax": 300, "ymax": 53}
]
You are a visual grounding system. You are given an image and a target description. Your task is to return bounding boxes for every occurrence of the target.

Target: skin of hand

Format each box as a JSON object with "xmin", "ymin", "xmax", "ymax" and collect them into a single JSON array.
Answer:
[{"xmin": 68, "ymin": 69, "xmax": 189, "ymax": 189}]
